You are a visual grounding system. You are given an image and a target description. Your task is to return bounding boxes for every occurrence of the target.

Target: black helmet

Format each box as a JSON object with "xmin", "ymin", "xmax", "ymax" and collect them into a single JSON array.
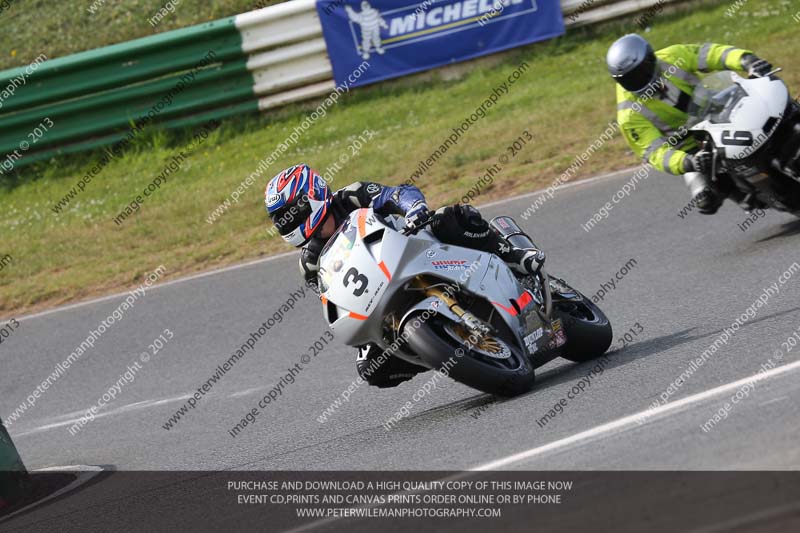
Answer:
[{"xmin": 607, "ymin": 34, "xmax": 658, "ymax": 94}]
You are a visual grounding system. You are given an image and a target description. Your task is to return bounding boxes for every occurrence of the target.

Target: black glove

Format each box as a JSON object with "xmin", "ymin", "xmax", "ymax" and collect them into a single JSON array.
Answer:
[
  {"xmin": 306, "ymin": 277, "xmax": 320, "ymax": 296},
  {"xmin": 741, "ymin": 54, "xmax": 772, "ymax": 78},
  {"xmin": 403, "ymin": 201, "xmax": 431, "ymax": 232},
  {"xmin": 684, "ymin": 151, "xmax": 713, "ymax": 175}
]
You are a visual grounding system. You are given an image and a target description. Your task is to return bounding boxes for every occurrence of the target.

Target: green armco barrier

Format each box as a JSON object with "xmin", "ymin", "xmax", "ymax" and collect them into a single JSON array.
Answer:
[
  {"xmin": 0, "ymin": 13, "xmax": 264, "ymax": 171},
  {"xmin": 0, "ymin": 17, "xmax": 243, "ymax": 115},
  {"xmin": 0, "ymin": 418, "xmax": 29, "ymax": 509},
  {"xmin": 0, "ymin": 60, "xmax": 254, "ymax": 156},
  {"xmin": 17, "ymin": 98, "xmax": 261, "ymax": 168}
]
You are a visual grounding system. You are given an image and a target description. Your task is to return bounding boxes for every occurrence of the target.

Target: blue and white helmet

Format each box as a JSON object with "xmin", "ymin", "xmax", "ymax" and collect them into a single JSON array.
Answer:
[{"xmin": 265, "ymin": 164, "xmax": 332, "ymax": 247}]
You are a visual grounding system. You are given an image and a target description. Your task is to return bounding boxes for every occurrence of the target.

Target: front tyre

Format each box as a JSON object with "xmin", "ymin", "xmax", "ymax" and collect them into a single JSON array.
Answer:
[{"xmin": 402, "ymin": 315, "xmax": 535, "ymax": 397}]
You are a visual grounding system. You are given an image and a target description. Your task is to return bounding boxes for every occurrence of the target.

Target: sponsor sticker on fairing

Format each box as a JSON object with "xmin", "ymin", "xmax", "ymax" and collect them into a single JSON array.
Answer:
[
  {"xmin": 431, "ymin": 260, "xmax": 469, "ymax": 271},
  {"xmin": 547, "ymin": 319, "xmax": 567, "ymax": 349},
  {"xmin": 547, "ymin": 329, "xmax": 567, "ymax": 349},
  {"xmin": 524, "ymin": 327, "xmax": 544, "ymax": 352}
]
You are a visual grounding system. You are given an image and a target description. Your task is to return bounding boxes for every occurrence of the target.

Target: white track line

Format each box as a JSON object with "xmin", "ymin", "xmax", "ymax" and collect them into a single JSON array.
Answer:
[
  {"xmin": 471, "ymin": 359, "xmax": 800, "ymax": 471},
  {"xmin": 287, "ymin": 361, "xmax": 800, "ymax": 533},
  {"xmin": 8, "ymin": 393, "xmax": 193, "ymax": 438},
  {"xmin": 15, "ymin": 169, "xmax": 634, "ymax": 323},
  {"xmin": 9, "ymin": 383, "xmax": 279, "ymax": 438}
]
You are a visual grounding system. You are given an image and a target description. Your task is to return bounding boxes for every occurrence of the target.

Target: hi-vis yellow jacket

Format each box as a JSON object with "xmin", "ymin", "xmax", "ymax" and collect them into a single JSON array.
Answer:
[{"xmin": 616, "ymin": 43, "xmax": 752, "ymax": 175}]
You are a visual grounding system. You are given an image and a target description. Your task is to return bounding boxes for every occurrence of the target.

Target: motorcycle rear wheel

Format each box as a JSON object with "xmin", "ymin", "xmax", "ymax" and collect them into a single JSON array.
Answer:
[{"xmin": 552, "ymin": 295, "xmax": 613, "ymax": 363}]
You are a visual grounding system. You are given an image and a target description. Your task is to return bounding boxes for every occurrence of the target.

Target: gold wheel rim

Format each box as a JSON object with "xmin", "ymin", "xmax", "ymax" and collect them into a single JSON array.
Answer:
[{"xmin": 449, "ymin": 325, "xmax": 505, "ymax": 355}]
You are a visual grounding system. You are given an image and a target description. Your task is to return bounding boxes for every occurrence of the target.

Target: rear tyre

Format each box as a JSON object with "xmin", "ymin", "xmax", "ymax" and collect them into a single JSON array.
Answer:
[
  {"xmin": 551, "ymin": 286, "xmax": 613, "ymax": 363},
  {"xmin": 402, "ymin": 314, "xmax": 535, "ymax": 397}
]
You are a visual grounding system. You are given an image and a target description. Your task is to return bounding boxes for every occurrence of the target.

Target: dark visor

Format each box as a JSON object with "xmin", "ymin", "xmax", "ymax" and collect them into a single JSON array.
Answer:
[
  {"xmin": 271, "ymin": 195, "xmax": 312, "ymax": 236},
  {"xmin": 614, "ymin": 54, "xmax": 658, "ymax": 93},
  {"xmin": 615, "ymin": 68, "xmax": 657, "ymax": 93}
]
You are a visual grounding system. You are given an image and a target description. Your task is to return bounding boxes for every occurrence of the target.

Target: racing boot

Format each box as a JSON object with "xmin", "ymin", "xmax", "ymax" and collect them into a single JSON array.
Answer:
[
  {"xmin": 684, "ymin": 171, "xmax": 723, "ymax": 215},
  {"xmin": 488, "ymin": 215, "xmax": 546, "ymax": 276},
  {"xmin": 497, "ymin": 245, "xmax": 546, "ymax": 276}
]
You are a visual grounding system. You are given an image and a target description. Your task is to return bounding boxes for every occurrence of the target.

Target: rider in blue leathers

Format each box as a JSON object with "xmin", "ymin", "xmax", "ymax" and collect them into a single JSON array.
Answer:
[{"xmin": 265, "ymin": 164, "xmax": 544, "ymax": 388}]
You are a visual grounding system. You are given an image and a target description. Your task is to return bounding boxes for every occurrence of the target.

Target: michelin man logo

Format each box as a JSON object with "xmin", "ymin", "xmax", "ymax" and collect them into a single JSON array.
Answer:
[{"xmin": 346, "ymin": 1, "xmax": 389, "ymax": 59}]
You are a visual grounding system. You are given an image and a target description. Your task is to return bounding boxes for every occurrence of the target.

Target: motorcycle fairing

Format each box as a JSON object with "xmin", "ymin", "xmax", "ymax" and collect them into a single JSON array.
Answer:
[
  {"xmin": 689, "ymin": 71, "xmax": 788, "ymax": 160},
  {"xmin": 319, "ymin": 209, "xmax": 545, "ymax": 356}
]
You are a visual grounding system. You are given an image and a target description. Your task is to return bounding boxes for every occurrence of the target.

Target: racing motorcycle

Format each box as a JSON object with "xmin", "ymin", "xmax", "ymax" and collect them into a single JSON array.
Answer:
[
  {"xmin": 686, "ymin": 69, "xmax": 800, "ymax": 213},
  {"xmin": 316, "ymin": 209, "xmax": 612, "ymax": 396}
]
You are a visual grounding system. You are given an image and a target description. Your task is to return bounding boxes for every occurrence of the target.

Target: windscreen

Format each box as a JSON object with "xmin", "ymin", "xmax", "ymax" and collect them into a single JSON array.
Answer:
[
  {"xmin": 318, "ymin": 217, "xmax": 357, "ymax": 293},
  {"xmin": 687, "ymin": 71, "xmax": 748, "ymax": 127}
]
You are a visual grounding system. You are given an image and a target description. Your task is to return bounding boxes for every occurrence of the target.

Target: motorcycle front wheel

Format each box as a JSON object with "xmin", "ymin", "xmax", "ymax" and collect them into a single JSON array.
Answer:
[{"xmin": 402, "ymin": 314, "xmax": 535, "ymax": 397}]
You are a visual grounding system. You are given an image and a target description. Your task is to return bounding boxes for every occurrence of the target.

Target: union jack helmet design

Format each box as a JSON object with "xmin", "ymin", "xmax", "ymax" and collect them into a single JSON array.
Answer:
[{"xmin": 265, "ymin": 164, "xmax": 332, "ymax": 247}]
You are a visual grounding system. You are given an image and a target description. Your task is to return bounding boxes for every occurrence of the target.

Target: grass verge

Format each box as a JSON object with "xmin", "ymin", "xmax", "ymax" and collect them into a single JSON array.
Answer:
[{"xmin": 0, "ymin": 0, "xmax": 284, "ymax": 71}]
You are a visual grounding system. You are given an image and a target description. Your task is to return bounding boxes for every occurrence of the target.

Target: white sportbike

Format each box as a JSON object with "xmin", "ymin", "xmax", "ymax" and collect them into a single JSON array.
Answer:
[
  {"xmin": 686, "ymin": 68, "xmax": 800, "ymax": 213},
  {"xmin": 317, "ymin": 209, "xmax": 612, "ymax": 396}
]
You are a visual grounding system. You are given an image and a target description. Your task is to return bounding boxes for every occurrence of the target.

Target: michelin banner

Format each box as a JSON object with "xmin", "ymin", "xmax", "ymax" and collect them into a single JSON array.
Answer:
[{"xmin": 316, "ymin": 0, "xmax": 565, "ymax": 87}]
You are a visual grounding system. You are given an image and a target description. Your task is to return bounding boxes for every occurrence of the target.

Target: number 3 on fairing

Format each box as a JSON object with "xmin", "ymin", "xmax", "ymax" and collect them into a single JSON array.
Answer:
[
  {"xmin": 721, "ymin": 130, "xmax": 753, "ymax": 146},
  {"xmin": 343, "ymin": 268, "xmax": 369, "ymax": 296}
]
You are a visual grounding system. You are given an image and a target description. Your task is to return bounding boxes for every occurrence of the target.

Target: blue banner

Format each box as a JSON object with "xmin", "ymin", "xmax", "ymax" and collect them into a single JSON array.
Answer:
[{"xmin": 316, "ymin": 0, "xmax": 565, "ymax": 87}]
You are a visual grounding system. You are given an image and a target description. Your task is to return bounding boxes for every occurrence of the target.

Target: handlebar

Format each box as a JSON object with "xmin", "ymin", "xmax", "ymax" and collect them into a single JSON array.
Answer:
[
  {"xmin": 750, "ymin": 67, "xmax": 782, "ymax": 80},
  {"xmin": 401, "ymin": 216, "xmax": 436, "ymax": 236}
]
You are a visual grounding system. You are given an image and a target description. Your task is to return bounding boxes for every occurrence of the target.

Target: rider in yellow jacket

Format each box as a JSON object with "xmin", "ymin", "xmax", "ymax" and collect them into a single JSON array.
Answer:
[{"xmin": 607, "ymin": 34, "xmax": 773, "ymax": 213}]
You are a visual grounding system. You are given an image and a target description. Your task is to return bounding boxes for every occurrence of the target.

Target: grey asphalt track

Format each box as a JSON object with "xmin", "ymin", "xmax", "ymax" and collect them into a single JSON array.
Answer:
[{"xmin": 3, "ymin": 167, "xmax": 800, "ymax": 475}]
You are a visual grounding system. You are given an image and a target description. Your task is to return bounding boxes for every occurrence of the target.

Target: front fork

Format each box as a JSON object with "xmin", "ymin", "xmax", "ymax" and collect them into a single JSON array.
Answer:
[
  {"xmin": 408, "ymin": 269, "xmax": 554, "ymax": 341},
  {"xmin": 408, "ymin": 277, "xmax": 490, "ymax": 339}
]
